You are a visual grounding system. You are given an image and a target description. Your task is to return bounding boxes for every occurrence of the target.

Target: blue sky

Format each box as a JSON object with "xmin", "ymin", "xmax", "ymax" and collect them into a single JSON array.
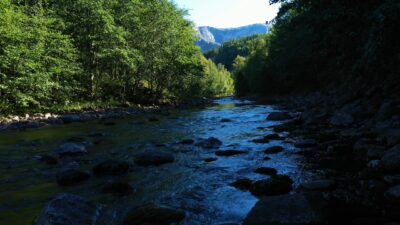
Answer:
[{"xmin": 173, "ymin": 0, "xmax": 280, "ymax": 28}]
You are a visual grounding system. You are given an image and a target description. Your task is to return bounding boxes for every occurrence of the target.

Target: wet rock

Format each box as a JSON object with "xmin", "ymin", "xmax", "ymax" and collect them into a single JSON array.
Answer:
[
  {"xmin": 134, "ymin": 150, "xmax": 174, "ymax": 166},
  {"xmin": 215, "ymin": 150, "xmax": 247, "ymax": 156},
  {"xmin": 196, "ymin": 137, "xmax": 222, "ymax": 149},
  {"xmin": 56, "ymin": 169, "xmax": 90, "ymax": 186},
  {"xmin": 34, "ymin": 194, "xmax": 100, "ymax": 225},
  {"xmin": 204, "ymin": 157, "xmax": 218, "ymax": 163},
  {"xmin": 254, "ymin": 167, "xmax": 278, "ymax": 176},
  {"xmin": 263, "ymin": 156, "xmax": 272, "ymax": 161},
  {"xmin": 54, "ymin": 142, "xmax": 87, "ymax": 156},
  {"xmin": 294, "ymin": 139, "xmax": 318, "ymax": 148},
  {"xmin": 381, "ymin": 144, "xmax": 400, "ymax": 173},
  {"xmin": 93, "ymin": 160, "xmax": 130, "ymax": 176},
  {"xmin": 122, "ymin": 204, "xmax": 185, "ymax": 225},
  {"xmin": 299, "ymin": 179, "xmax": 335, "ymax": 191},
  {"xmin": 385, "ymin": 185, "xmax": 400, "ymax": 203},
  {"xmin": 384, "ymin": 175, "xmax": 400, "ymax": 185},
  {"xmin": 252, "ymin": 138, "xmax": 270, "ymax": 144},
  {"xmin": 250, "ymin": 175, "xmax": 293, "ymax": 196},
  {"xmin": 264, "ymin": 134, "xmax": 285, "ymax": 140},
  {"xmin": 330, "ymin": 113, "xmax": 354, "ymax": 126},
  {"xmin": 102, "ymin": 181, "xmax": 133, "ymax": 196},
  {"xmin": 230, "ymin": 178, "xmax": 253, "ymax": 191},
  {"xmin": 243, "ymin": 193, "xmax": 327, "ymax": 225},
  {"xmin": 264, "ymin": 146, "xmax": 284, "ymax": 154},
  {"xmin": 267, "ymin": 112, "xmax": 292, "ymax": 121},
  {"xmin": 220, "ymin": 118, "xmax": 232, "ymax": 122},
  {"xmin": 368, "ymin": 160, "xmax": 381, "ymax": 169},
  {"xmin": 179, "ymin": 139, "xmax": 195, "ymax": 145}
]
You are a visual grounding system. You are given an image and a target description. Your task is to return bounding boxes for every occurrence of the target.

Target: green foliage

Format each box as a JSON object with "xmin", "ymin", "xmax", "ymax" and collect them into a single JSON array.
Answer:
[
  {"xmin": 199, "ymin": 56, "xmax": 234, "ymax": 98},
  {"xmin": 234, "ymin": 0, "xmax": 400, "ymax": 96},
  {"xmin": 0, "ymin": 0, "xmax": 231, "ymax": 114}
]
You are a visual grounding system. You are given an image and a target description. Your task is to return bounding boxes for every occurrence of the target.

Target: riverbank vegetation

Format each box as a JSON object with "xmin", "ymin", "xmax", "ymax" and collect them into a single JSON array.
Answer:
[{"xmin": 0, "ymin": 0, "xmax": 234, "ymax": 115}]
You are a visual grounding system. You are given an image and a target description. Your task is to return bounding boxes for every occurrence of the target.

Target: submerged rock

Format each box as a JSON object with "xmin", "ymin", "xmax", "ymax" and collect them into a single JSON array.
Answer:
[
  {"xmin": 134, "ymin": 150, "xmax": 174, "ymax": 166},
  {"xmin": 101, "ymin": 181, "xmax": 133, "ymax": 196},
  {"xmin": 254, "ymin": 167, "xmax": 278, "ymax": 176},
  {"xmin": 179, "ymin": 139, "xmax": 195, "ymax": 145},
  {"xmin": 56, "ymin": 169, "xmax": 90, "ymax": 186},
  {"xmin": 264, "ymin": 146, "xmax": 284, "ymax": 154},
  {"xmin": 250, "ymin": 175, "xmax": 293, "ymax": 196},
  {"xmin": 204, "ymin": 157, "xmax": 218, "ymax": 163},
  {"xmin": 252, "ymin": 138, "xmax": 270, "ymax": 144},
  {"xmin": 196, "ymin": 137, "xmax": 222, "ymax": 149},
  {"xmin": 381, "ymin": 145, "xmax": 400, "ymax": 173},
  {"xmin": 122, "ymin": 204, "xmax": 185, "ymax": 225},
  {"xmin": 220, "ymin": 118, "xmax": 233, "ymax": 122},
  {"xmin": 230, "ymin": 178, "xmax": 253, "ymax": 190},
  {"xmin": 93, "ymin": 160, "xmax": 130, "ymax": 176},
  {"xmin": 54, "ymin": 142, "xmax": 87, "ymax": 156},
  {"xmin": 34, "ymin": 194, "xmax": 100, "ymax": 225},
  {"xmin": 267, "ymin": 112, "xmax": 292, "ymax": 121},
  {"xmin": 243, "ymin": 193, "xmax": 327, "ymax": 225},
  {"xmin": 264, "ymin": 134, "xmax": 285, "ymax": 140},
  {"xmin": 215, "ymin": 150, "xmax": 247, "ymax": 156}
]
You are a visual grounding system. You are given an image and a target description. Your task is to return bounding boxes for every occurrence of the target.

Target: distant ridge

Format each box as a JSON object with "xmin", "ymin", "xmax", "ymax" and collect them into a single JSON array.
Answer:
[{"xmin": 196, "ymin": 23, "xmax": 269, "ymax": 52}]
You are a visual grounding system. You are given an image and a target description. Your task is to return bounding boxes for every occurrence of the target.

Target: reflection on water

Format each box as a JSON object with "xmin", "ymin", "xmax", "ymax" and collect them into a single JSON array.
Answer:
[{"xmin": 0, "ymin": 97, "xmax": 315, "ymax": 225}]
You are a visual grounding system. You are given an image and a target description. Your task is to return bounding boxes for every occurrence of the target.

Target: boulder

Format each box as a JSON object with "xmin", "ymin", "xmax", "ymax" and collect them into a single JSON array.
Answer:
[
  {"xmin": 215, "ymin": 150, "xmax": 247, "ymax": 156},
  {"xmin": 267, "ymin": 112, "xmax": 292, "ymax": 121},
  {"xmin": 252, "ymin": 138, "xmax": 270, "ymax": 144},
  {"xmin": 56, "ymin": 169, "xmax": 90, "ymax": 186},
  {"xmin": 196, "ymin": 137, "xmax": 222, "ymax": 149},
  {"xmin": 254, "ymin": 167, "xmax": 278, "ymax": 176},
  {"xmin": 385, "ymin": 185, "xmax": 400, "ymax": 203},
  {"xmin": 381, "ymin": 145, "xmax": 400, "ymax": 173},
  {"xmin": 294, "ymin": 139, "xmax": 318, "ymax": 148},
  {"xmin": 134, "ymin": 150, "xmax": 174, "ymax": 166},
  {"xmin": 243, "ymin": 194, "xmax": 327, "ymax": 225},
  {"xmin": 54, "ymin": 143, "xmax": 87, "ymax": 156},
  {"xmin": 299, "ymin": 179, "xmax": 335, "ymax": 191},
  {"xmin": 264, "ymin": 146, "xmax": 284, "ymax": 154},
  {"xmin": 122, "ymin": 204, "xmax": 185, "ymax": 225},
  {"xmin": 250, "ymin": 175, "xmax": 293, "ymax": 196},
  {"xmin": 34, "ymin": 194, "xmax": 100, "ymax": 225},
  {"xmin": 101, "ymin": 181, "xmax": 133, "ymax": 196},
  {"xmin": 93, "ymin": 160, "xmax": 130, "ymax": 176},
  {"xmin": 230, "ymin": 178, "xmax": 253, "ymax": 191}
]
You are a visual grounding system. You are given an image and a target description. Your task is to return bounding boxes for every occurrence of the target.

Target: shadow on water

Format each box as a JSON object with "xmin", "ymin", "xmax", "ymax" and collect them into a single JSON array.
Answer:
[{"xmin": 0, "ymin": 97, "xmax": 316, "ymax": 225}]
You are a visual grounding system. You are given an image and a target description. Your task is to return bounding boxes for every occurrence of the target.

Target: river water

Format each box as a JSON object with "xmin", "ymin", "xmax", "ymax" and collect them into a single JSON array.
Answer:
[{"xmin": 0, "ymin": 97, "xmax": 315, "ymax": 225}]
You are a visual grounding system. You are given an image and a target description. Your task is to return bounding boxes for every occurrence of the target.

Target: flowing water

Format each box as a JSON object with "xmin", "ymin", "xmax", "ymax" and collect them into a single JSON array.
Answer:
[{"xmin": 0, "ymin": 97, "xmax": 316, "ymax": 225}]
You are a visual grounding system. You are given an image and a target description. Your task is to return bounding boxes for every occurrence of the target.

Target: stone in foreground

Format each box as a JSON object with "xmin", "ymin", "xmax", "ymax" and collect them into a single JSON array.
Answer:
[
  {"xmin": 243, "ymin": 193, "xmax": 327, "ymax": 225},
  {"xmin": 34, "ymin": 194, "xmax": 100, "ymax": 225},
  {"xmin": 93, "ymin": 159, "xmax": 130, "ymax": 176},
  {"xmin": 123, "ymin": 204, "xmax": 185, "ymax": 225},
  {"xmin": 250, "ymin": 175, "xmax": 293, "ymax": 196},
  {"xmin": 134, "ymin": 150, "xmax": 174, "ymax": 166},
  {"xmin": 196, "ymin": 137, "xmax": 223, "ymax": 149}
]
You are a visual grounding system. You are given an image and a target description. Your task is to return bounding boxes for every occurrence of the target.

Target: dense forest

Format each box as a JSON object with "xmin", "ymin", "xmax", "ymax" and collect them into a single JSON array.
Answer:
[
  {"xmin": 209, "ymin": 0, "xmax": 400, "ymax": 96},
  {"xmin": 0, "ymin": 0, "xmax": 234, "ymax": 114}
]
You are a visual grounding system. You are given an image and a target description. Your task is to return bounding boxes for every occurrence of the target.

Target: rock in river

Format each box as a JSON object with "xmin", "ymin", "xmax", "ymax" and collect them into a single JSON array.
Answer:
[
  {"xmin": 54, "ymin": 142, "xmax": 87, "ymax": 156},
  {"xmin": 196, "ymin": 137, "xmax": 223, "ymax": 149},
  {"xmin": 215, "ymin": 150, "xmax": 247, "ymax": 156},
  {"xmin": 267, "ymin": 112, "xmax": 292, "ymax": 121},
  {"xmin": 230, "ymin": 178, "xmax": 253, "ymax": 191},
  {"xmin": 134, "ymin": 150, "xmax": 174, "ymax": 166},
  {"xmin": 56, "ymin": 169, "xmax": 90, "ymax": 186},
  {"xmin": 102, "ymin": 181, "xmax": 133, "ymax": 196},
  {"xmin": 254, "ymin": 167, "xmax": 278, "ymax": 176},
  {"xmin": 93, "ymin": 160, "xmax": 130, "ymax": 176},
  {"xmin": 34, "ymin": 194, "xmax": 100, "ymax": 225},
  {"xmin": 264, "ymin": 146, "xmax": 284, "ymax": 154},
  {"xmin": 250, "ymin": 175, "xmax": 293, "ymax": 196},
  {"xmin": 381, "ymin": 144, "xmax": 400, "ymax": 173},
  {"xmin": 122, "ymin": 204, "xmax": 185, "ymax": 225},
  {"xmin": 243, "ymin": 193, "xmax": 327, "ymax": 225}
]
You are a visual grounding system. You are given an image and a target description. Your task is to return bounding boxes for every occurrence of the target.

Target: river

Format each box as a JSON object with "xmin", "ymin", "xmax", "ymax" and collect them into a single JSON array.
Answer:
[{"xmin": 0, "ymin": 97, "xmax": 315, "ymax": 225}]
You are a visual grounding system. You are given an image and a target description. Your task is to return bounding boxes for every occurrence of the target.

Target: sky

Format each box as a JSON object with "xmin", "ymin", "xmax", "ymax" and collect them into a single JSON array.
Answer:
[{"xmin": 173, "ymin": 0, "xmax": 280, "ymax": 28}]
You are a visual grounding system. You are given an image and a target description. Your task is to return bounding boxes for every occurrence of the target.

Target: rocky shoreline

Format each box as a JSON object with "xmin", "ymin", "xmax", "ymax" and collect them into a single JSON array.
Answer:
[{"xmin": 242, "ymin": 91, "xmax": 400, "ymax": 225}]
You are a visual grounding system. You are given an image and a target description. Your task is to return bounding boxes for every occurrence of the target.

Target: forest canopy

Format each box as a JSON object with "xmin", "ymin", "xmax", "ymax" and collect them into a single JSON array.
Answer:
[{"xmin": 0, "ymin": 0, "xmax": 234, "ymax": 114}]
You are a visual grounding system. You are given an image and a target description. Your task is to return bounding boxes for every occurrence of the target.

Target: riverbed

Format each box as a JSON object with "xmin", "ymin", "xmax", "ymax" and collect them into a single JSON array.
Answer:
[{"xmin": 0, "ymin": 97, "xmax": 316, "ymax": 225}]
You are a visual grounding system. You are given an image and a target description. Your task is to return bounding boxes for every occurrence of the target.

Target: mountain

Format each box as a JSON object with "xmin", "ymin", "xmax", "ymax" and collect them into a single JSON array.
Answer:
[{"xmin": 196, "ymin": 23, "xmax": 269, "ymax": 52}]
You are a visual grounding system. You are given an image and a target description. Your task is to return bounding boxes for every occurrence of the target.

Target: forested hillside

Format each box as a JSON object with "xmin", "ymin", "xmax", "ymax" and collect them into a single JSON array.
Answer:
[
  {"xmin": 0, "ymin": 0, "xmax": 233, "ymax": 114},
  {"xmin": 229, "ymin": 0, "xmax": 400, "ymax": 96}
]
